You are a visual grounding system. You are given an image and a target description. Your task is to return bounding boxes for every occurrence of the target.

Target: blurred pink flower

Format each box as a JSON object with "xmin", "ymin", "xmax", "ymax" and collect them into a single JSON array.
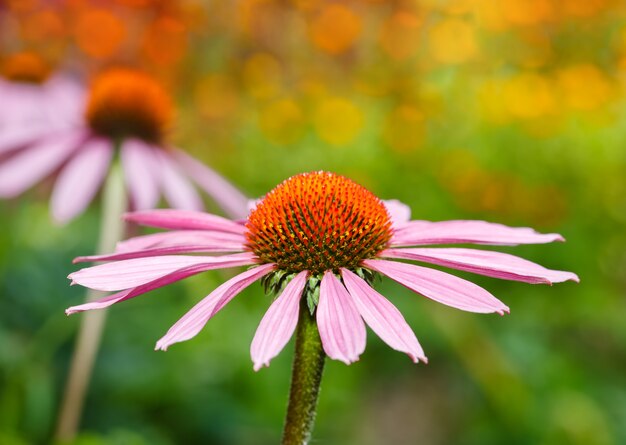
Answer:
[
  {"xmin": 67, "ymin": 172, "xmax": 578, "ymax": 369},
  {"xmin": 0, "ymin": 68, "xmax": 248, "ymax": 223}
]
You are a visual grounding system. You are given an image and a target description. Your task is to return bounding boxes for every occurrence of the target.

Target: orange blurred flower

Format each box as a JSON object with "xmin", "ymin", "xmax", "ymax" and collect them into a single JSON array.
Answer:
[
  {"xmin": 74, "ymin": 9, "xmax": 127, "ymax": 59},
  {"xmin": 309, "ymin": 4, "xmax": 362, "ymax": 55}
]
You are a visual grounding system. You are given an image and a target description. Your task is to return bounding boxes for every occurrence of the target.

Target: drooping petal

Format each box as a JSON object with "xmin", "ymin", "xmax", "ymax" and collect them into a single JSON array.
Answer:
[
  {"xmin": 124, "ymin": 209, "xmax": 245, "ymax": 234},
  {"xmin": 251, "ymin": 271, "xmax": 308, "ymax": 371},
  {"xmin": 317, "ymin": 270, "xmax": 366, "ymax": 364},
  {"xmin": 156, "ymin": 150, "xmax": 203, "ymax": 211},
  {"xmin": 115, "ymin": 230, "xmax": 246, "ymax": 253},
  {"xmin": 74, "ymin": 243, "xmax": 246, "ymax": 263},
  {"xmin": 121, "ymin": 139, "xmax": 160, "ymax": 210},
  {"xmin": 383, "ymin": 199, "xmax": 411, "ymax": 226},
  {"xmin": 382, "ymin": 248, "xmax": 579, "ymax": 284},
  {"xmin": 0, "ymin": 130, "xmax": 85, "ymax": 197},
  {"xmin": 391, "ymin": 220, "xmax": 565, "ymax": 246},
  {"xmin": 0, "ymin": 124, "xmax": 52, "ymax": 154},
  {"xmin": 50, "ymin": 137, "xmax": 113, "ymax": 223},
  {"xmin": 340, "ymin": 268, "xmax": 426, "ymax": 363},
  {"xmin": 173, "ymin": 149, "xmax": 250, "ymax": 220},
  {"xmin": 155, "ymin": 263, "xmax": 275, "ymax": 350},
  {"xmin": 363, "ymin": 259, "xmax": 509, "ymax": 315},
  {"xmin": 69, "ymin": 252, "xmax": 257, "ymax": 291}
]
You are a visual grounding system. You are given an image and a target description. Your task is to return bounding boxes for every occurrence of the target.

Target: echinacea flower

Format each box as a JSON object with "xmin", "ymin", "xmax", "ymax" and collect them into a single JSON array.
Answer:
[
  {"xmin": 0, "ymin": 52, "xmax": 84, "ymax": 154},
  {"xmin": 67, "ymin": 171, "xmax": 578, "ymax": 369},
  {"xmin": 0, "ymin": 67, "xmax": 248, "ymax": 222}
]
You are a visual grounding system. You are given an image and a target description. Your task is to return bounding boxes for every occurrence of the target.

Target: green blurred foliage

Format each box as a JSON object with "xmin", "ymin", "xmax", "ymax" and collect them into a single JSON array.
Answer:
[{"xmin": 2, "ymin": 0, "xmax": 626, "ymax": 444}]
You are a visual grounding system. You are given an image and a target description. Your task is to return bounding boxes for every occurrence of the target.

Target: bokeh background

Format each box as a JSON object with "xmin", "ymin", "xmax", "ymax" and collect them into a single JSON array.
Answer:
[{"xmin": 1, "ymin": 0, "xmax": 625, "ymax": 444}]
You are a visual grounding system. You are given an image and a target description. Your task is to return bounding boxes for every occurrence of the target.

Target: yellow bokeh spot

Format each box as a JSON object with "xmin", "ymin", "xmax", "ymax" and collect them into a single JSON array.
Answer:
[
  {"xmin": 382, "ymin": 105, "xmax": 425, "ymax": 152},
  {"xmin": 259, "ymin": 99, "xmax": 306, "ymax": 145},
  {"xmin": 428, "ymin": 18, "xmax": 478, "ymax": 65},
  {"xmin": 243, "ymin": 52, "xmax": 283, "ymax": 100},
  {"xmin": 313, "ymin": 97, "xmax": 363, "ymax": 146},
  {"xmin": 74, "ymin": 9, "xmax": 127, "ymax": 59},
  {"xmin": 379, "ymin": 11, "xmax": 422, "ymax": 61},
  {"xmin": 557, "ymin": 64, "xmax": 612, "ymax": 111},
  {"xmin": 309, "ymin": 4, "xmax": 362, "ymax": 55},
  {"xmin": 476, "ymin": 79, "xmax": 510, "ymax": 124},
  {"xmin": 503, "ymin": 72, "xmax": 556, "ymax": 119},
  {"xmin": 194, "ymin": 74, "xmax": 239, "ymax": 120}
]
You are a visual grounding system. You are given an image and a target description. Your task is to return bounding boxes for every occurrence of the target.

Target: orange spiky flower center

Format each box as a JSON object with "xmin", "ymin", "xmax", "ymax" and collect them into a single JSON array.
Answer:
[
  {"xmin": 246, "ymin": 172, "xmax": 393, "ymax": 274},
  {"xmin": 1, "ymin": 52, "xmax": 51, "ymax": 83},
  {"xmin": 85, "ymin": 68, "xmax": 173, "ymax": 143}
]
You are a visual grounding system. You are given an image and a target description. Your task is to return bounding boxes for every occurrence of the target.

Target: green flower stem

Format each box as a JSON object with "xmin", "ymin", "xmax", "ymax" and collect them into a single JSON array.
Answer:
[
  {"xmin": 55, "ymin": 163, "xmax": 127, "ymax": 443},
  {"xmin": 282, "ymin": 303, "xmax": 326, "ymax": 445}
]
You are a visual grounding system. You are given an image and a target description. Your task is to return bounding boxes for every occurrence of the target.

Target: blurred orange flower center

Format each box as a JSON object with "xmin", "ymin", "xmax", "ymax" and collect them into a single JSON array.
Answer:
[
  {"xmin": 246, "ymin": 172, "xmax": 392, "ymax": 274},
  {"xmin": 1, "ymin": 52, "xmax": 51, "ymax": 83},
  {"xmin": 86, "ymin": 69, "xmax": 173, "ymax": 143}
]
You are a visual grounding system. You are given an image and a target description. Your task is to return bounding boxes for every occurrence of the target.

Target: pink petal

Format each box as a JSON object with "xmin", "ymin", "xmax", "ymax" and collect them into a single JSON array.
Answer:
[
  {"xmin": 155, "ymin": 263, "xmax": 275, "ymax": 350},
  {"xmin": 173, "ymin": 149, "xmax": 250, "ymax": 220},
  {"xmin": 50, "ymin": 137, "xmax": 113, "ymax": 223},
  {"xmin": 340, "ymin": 268, "xmax": 427, "ymax": 363},
  {"xmin": 251, "ymin": 271, "xmax": 308, "ymax": 371},
  {"xmin": 0, "ymin": 129, "xmax": 85, "ymax": 197},
  {"xmin": 74, "ymin": 243, "xmax": 246, "ymax": 263},
  {"xmin": 69, "ymin": 252, "xmax": 257, "ymax": 291},
  {"xmin": 391, "ymin": 220, "xmax": 565, "ymax": 246},
  {"xmin": 0, "ymin": 124, "xmax": 53, "ymax": 154},
  {"xmin": 363, "ymin": 259, "xmax": 509, "ymax": 315},
  {"xmin": 156, "ymin": 150, "xmax": 203, "ymax": 211},
  {"xmin": 316, "ymin": 270, "xmax": 366, "ymax": 364},
  {"xmin": 382, "ymin": 248, "xmax": 579, "ymax": 284},
  {"xmin": 383, "ymin": 199, "xmax": 411, "ymax": 226},
  {"xmin": 121, "ymin": 139, "xmax": 160, "ymax": 210},
  {"xmin": 124, "ymin": 209, "xmax": 245, "ymax": 234},
  {"xmin": 115, "ymin": 230, "xmax": 246, "ymax": 253}
]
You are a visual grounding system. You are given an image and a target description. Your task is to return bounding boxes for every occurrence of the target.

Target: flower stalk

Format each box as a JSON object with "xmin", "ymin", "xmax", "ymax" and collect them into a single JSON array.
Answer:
[
  {"xmin": 282, "ymin": 302, "xmax": 326, "ymax": 445},
  {"xmin": 55, "ymin": 162, "xmax": 127, "ymax": 442}
]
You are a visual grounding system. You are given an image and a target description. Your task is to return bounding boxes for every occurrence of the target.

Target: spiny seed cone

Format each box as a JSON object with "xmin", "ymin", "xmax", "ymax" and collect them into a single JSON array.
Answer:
[
  {"xmin": 85, "ymin": 68, "xmax": 173, "ymax": 143},
  {"xmin": 246, "ymin": 171, "xmax": 393, "ymax": 274}
]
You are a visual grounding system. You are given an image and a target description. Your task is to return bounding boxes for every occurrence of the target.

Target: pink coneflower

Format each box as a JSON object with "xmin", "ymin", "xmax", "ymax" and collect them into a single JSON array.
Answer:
[
  {"xmin": 0, "ymin": 52, "xmax": 84, "ymax": 154},
  {"xmin": 0, "ymin": 67, "xmax": 248, "ymax": 222},
  {"xmin": 67, "ymin": 171, "xmax": 578, "ymax": 369}
]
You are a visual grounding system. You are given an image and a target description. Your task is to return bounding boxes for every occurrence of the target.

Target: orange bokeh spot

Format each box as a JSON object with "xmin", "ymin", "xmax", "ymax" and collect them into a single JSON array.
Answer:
[
  {"xmin": 86, "ymin": 68, "xmax": 174, "ymax": 143},
  {"xmin": 142, "ymin": 17, "xmax": 187, "ymax": 66},
  {"xmin": 379, "ymin": 11, "xmax": 422, "ymax": 60},
  {"xmin": 74, "ymin": 9, "xmax": 127, "ymax": 59},
  {"xmin": 309, "ymin": 4, "xmax": 362, "ymax": 55},
  {"xmin": 557, "ymin": 64, "xmax": 612, "ymax": 111},
  {"xmin": 20, "ymin": 10, "xmax": 65, "ymax": 43},
  {"xmin": 246, "ymin": 171, "xmax": 392, "ymax": 273},
  {"xmin": 428, "ymin": 18, "xmax": 478, "ymax": 64},
  {"xmin": 1, "ymin": 52, "xmax": 51, "ymax": 83},
  {"xmin": 502, "ymin": 0, "xmax": 554, "ymax": 26}
]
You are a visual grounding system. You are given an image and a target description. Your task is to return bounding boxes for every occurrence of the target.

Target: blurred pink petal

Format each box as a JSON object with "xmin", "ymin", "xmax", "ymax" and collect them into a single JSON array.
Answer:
[
  {"xmin": 382, "ymin": 247, "xmax": 579, "ymax": 284},
  {"xmin": 155, "ymin": 264, "xmax": 275, "ymax": 350},
  {"xmin": 0, "ymin": 124, "xmax": 53, "ymax": 154},
  {"xmin": 75, "ymin": 242, "xmax": 245, "ymax": 263},
  {"xmin": 115, "ymin": 230, "xmax": 246, "ymax": 252},
  {"xmin": 174, "ymin": 149, "xmax": 250, "ymax": 220},
  {"xmin": 121, "ymin": 139, "xmax": 160, "ymax": 210},
  {"xmin": 51, "ymin": 137, "xmax": 113, "ymax": 223},
  {"xmin": 156, "ymin": 151, "xmax": 204, "ymax": 211},
  {"xmin": 317, "ymin": 270, "xmax": 366, "ymax": 364},
  {"xmin": 251, "ymin": 271, "xmax": 308, "ymax": 371},
  {"xmin": 0, "ymin": 130, "xmax": 85, "ymax": 197},
  {"xmin": 363, "ymin": 259, "xmax": 510, "ymax": 315},
  {"xmin": 391, "ymin": 220, "xmax": 565, "ymax": 246},
  {"xmin": 69, "ymin": 252, "xmax": 257, "ymax": 291},
  {"xmin": 124, "ymin": 209, "xmax": 245, "ymax": 234},
  {"xmin": 341, "ymin": 268, "xmax": 426, "ymax": 363}
]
